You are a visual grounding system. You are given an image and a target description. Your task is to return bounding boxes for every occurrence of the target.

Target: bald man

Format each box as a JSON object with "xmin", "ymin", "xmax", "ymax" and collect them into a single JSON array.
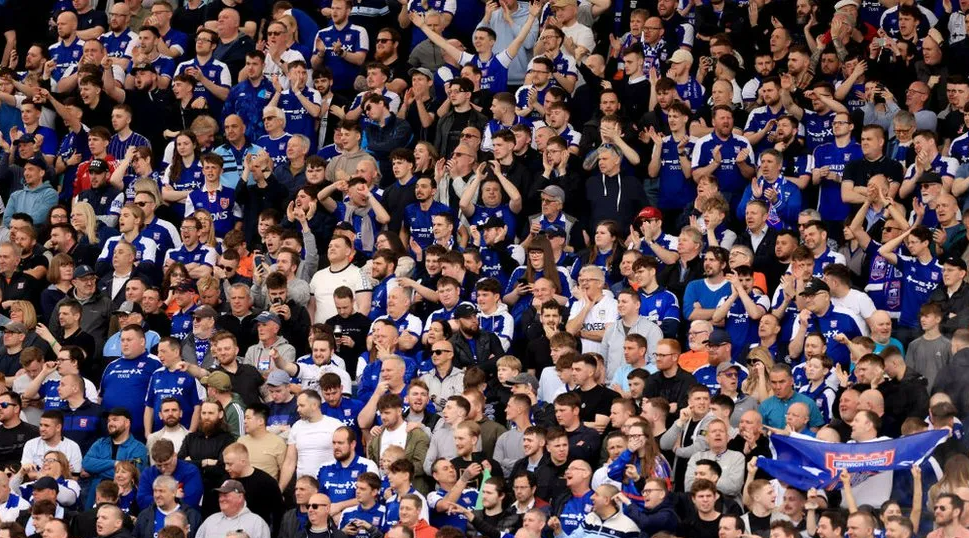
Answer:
[{"xmin": 548, "ymin": 460, "xmax": 594, "ymax": 537}]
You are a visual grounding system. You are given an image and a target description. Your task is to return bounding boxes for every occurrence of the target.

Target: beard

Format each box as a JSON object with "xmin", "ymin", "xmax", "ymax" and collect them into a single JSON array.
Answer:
[
  {"xmin": 163, "ymin": 415, "xmax": 181, "ymax": 428},
  {"xmin": 200, "ymin": 418, "xmax": 220, "ymax": 435}
]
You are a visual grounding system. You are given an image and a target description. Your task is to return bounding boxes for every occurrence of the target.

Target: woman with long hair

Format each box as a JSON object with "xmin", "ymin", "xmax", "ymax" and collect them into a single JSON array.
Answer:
[
  {"xmin": 162, "ymin": 131, "xmax": 202, "ymax": 204},
  {"xmin": 39, "ymin": 254, "xmax": 74, "ymax": 321},
  {"xmin": 930, "ymin": 454, "xmax": 969, "ymax": 508},
  {"xmin": 584, "ymin": 220, "xmax": 625, "ymax": 286},
  {"xmin": 608, "ymin": 420, "xmax": 672, "ymax": 504},
  {"xmin": 503, "ymin": 235, "xmax": 571, "ymax": 314},
  {"xmin": 193, "ymin": 209, "xmax": 221, "ymax": 252},
  {"xmin": 741, "ymin": 346, "xmax": 775, "ymax": 403},
  {"xmin": 414, "ymin": 142, "xmax": 439, "ymax": 178},
  {"xmin": 71, "ymin": 201, "xmax": 116, "ymax": 247}
]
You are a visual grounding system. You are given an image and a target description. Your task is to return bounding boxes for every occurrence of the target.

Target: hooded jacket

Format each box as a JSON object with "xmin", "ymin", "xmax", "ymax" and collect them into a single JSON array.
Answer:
[
  {"xmin": 4, "ymin": 181, "xmax": 57, "ymax": 227},
  {"xmin": 585, "ymin": 171, "xmax": 647, "ymax": 234}
]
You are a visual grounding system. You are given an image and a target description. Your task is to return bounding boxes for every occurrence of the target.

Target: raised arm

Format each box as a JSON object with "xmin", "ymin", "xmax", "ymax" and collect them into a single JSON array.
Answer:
[
  {"xmin": 504, "ymin": 2, "xmax": 540, "ymax": 60},
  {"xmin": 410, "ymin": 12, "xmax": 466, "ymax": 62}
]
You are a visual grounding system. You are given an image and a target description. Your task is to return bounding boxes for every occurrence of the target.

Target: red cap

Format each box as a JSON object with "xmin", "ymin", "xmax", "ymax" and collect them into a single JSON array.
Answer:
[{"xmin": 637, "ymin": 207, "xmax": 663, "ymax": 221}]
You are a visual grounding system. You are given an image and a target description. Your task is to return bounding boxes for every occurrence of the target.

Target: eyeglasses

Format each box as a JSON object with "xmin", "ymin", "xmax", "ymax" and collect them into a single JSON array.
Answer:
[
  {"xmin": 109, "ymin": 12, "xmax": 128, "ymax": 17},
  {"xmin": 832, "ymin": 120, "xmax": 851, "ymax": 126},
  {"xmin": 376, "ymin": 38, "xmax": 394, "ymax": 43},
  {"xmin": 196, "ymin": 38, "xmax": 213, "ymax": 44},
  {"xmin": 0, "ymin": 403, "xmax": 14, "ymax": 409},
  {"xmin": 540, "ymin": 197, "xmax": 559, "ymax": 204},
  {"xmin": 461, "ymin": 133, "xmax": 480, "ymax": 139},
  {"xmin": 655, "ymin": 352, "xmax": 677, "ymax": 359},
  {"xmin": 217, "ymin": 264, "xmax": 235, "ymax": 271},
  {"xmin": 267, "ymin": 31, "xmax": 283, "ymax": 36},
  {"xmin": 935, "ymin": 506, "xmax": 949, "ymax": 511},
  {"xmin": 308, "ymin": 504, "xmax": 329, "ymax": 510},
  {"xmin": 42, "ymin": 458, "xmax": 59, "ymax": 464},
  {"xmin": 719, "ymin": 371, "xmax": 739, "ymax": 378},
  {"xmin": 453, "ymin": 152, "xmax": 474, "ymax": 158},
  {"xmin": 56, "ymin": 358, "xmax": 75, "ymax": 363},
  {"xmin": 432, "ymin": 349, "xmax": 451, "ymax": 355}
]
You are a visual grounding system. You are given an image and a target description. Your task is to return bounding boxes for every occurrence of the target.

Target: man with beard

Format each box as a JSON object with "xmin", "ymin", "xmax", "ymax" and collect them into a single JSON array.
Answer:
[
  {"xmin": 744, "ymin": 77, "xmax": 787, "ymax": 154},
  {"xmin": 180, "ymin": 331, "xmax": 264, "ymax": 410},
  {"xmin": 81, "ymin": 408, "xmax": 150, "ymax": 509},
  {"xmin": 222, "ymin": 443, "xmax": 283, "ymax": 532},
  {"xmin": 146, "ymin": 399, "xmax": 190, "ymax": 462},
  {"xmin": 683, "ymin": 247, "xmax": 733, "ymax": 322},
  {"xmin": 318, "ymin": 426, "xmax": 379, "ymax": 519},
  {"xmin": 179, "ymin": 400, "xmax": 236, "ymax": 514},
  {"xmin": 449, "ymin": 305, "xmax": 504, "ymax": 374}
]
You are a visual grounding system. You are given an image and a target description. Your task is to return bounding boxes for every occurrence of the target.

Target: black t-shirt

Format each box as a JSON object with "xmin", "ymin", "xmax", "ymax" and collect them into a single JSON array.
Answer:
[
  {"xmin": 61, "ymin": 330, "xmax": 97, "ymax": 362},
  {"xmin": 203, "ymin": 0, "xmax": 257, "ymax": 27},
  {"xmin": 680, "ymin": 515, "xmax": 721, "ymax": 538},
  {"xmin": 324, "ymin": 312, "xmax": 370, "ymax": 376},
  {"xmin": 577, "ymin": 384, "xmax": 620, "ymax": 423},
  {"xmin": 77, "ymin": 9, "xmax": 107, "ymax": 32},
  {"xmin": 747, "ymin": 511, "xmax": 772, "ymax": 538},
  {"xmin": 218, "ymin": 363, "xmax": 265, "ymax": 408},
  {"xmin": 843, "ymin": 155, "xmax": 904, "ymax": 188},
  {"xmin": 0, "ymin": 421, "xmax": 39, "ymax": 468}
]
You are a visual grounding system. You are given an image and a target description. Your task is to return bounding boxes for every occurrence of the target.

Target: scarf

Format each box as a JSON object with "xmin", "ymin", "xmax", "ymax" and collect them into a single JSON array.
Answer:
[{"xmin": 346, "ymin": 203, "xmax": 376, "ymax": 253}]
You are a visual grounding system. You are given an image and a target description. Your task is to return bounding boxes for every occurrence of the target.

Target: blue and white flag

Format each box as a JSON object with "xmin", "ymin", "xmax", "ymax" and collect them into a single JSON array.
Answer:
[{"xmin": 756, "ymin": 430, "xmax": 948, "ymax": 491}]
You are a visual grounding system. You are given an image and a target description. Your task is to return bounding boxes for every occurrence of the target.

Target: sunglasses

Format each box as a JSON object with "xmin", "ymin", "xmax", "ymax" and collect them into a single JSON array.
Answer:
[
  {"xmin": 0, "ymin": 403, "xmax": 13, "ymax": 409},
  {"xmin": 432, "ymin": 349, "xmax": 451, "ymax": 355},
  {"xmin": 376, "ymin": 38, "xmax": 394, "ymax": 43},
  {"xmin": 267, "ymin": 31, "xmax": 283, "ymax": 36},
  {"xmin": 308, "ymin": 503, "xmax": 329, "ymax": 510}
]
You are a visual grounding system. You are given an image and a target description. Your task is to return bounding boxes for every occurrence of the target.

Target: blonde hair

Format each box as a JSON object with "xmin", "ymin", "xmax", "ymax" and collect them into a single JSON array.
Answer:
[
  {"xmin": 497, "ymin": 356, "xmax": 522, "ymax": 371},
  {"xmin": 9, "ymin": 301, "xmax": 37, "ymax": 330},
  {"xmin": 741, "ymin": 346, "xmax": 776, "ymax": 396},
  {"xmin": 133, "ymin": 178, "xmax": 161, "ymax": 206},
  {"xmin": 71, "ymin": 202, "xmax": 100, "ymax": 245},
  {"xmin": 196, "ymin": 275, "xmax": 219, "ymax": 293},
  {"xmin": 193, "ymin": 209, "xmax": 217, "ymax": 248}
]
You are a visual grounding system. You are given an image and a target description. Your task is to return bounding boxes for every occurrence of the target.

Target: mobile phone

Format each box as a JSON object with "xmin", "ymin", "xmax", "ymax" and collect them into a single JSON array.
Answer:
[{"xmin": 518, "ymin": 278, "xmax": 529, "ymax": 286}]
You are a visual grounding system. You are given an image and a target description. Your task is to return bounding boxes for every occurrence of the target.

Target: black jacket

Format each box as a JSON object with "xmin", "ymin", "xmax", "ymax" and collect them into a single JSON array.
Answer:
[
  {"xmin": 133, "ymin": 503, "xmax": 201, "ymax": 538},
  {"xmin": 508, "ymin": 453, "xmax": 559, "ymax": 502},
  {"xmin": 929, "ymin": 282, "xmax": 969, "ymax": 338},
  {"xmin": 657, "ymin": 256, "xmax": 704, "ymax": 303},
  {"xmin": 880, "ymin": 368, "xmax": 930, "ymax": 437},
  {"xmin": 736, "ymin": 227, "xmax": 779, "ymax": 285},
  {"xmin": 449, "ymin": 331, "xmax": 504, "ymax": 374}
]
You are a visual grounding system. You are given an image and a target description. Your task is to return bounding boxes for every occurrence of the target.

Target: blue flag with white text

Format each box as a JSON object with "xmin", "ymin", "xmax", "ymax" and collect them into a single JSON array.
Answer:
[{"xmin": 756, "ymin": 430, "xmax": 948, "ymax": 491}]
